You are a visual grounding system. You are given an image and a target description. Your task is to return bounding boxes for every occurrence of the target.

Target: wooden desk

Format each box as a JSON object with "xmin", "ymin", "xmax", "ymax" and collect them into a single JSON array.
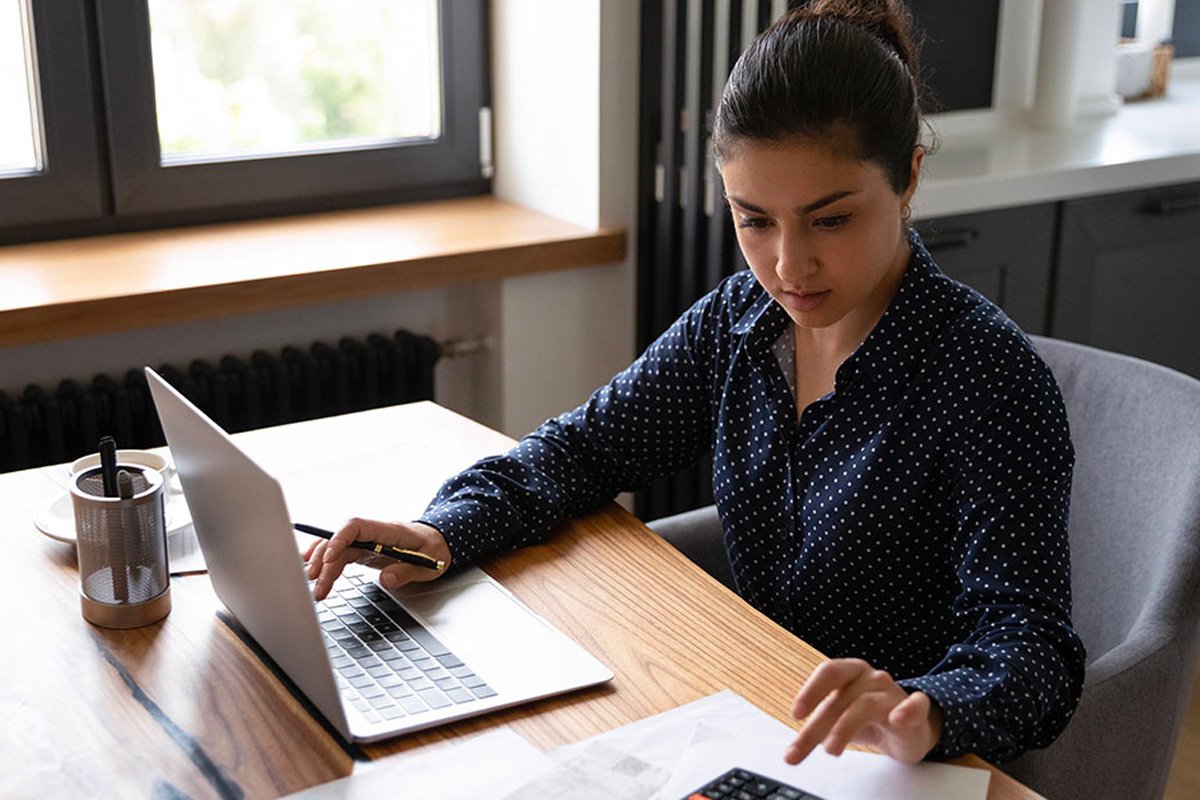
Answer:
[{"xmin": 0, "ymin": 402, "xmax": 1041, "ymax": 798}]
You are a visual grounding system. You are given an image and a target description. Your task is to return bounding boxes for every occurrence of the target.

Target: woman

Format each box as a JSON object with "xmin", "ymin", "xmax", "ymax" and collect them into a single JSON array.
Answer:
[{"xmin": 307, "ymin": 0, "xmax": 1085, "ymax": 766}]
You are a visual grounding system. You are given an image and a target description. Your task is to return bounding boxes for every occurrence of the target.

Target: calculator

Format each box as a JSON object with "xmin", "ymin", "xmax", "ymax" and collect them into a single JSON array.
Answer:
[{"xmin": 683, "ymin": 766, "xmax": 828, "ymax": 800}]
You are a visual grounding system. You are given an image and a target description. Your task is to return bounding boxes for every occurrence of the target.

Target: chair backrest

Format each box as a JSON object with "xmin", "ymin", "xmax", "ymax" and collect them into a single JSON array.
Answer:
[
  {"xmin": 1004, "ymin": 336, "xmax": 1200, "ymax": 800},
  {"xmin": 1033, "ymin": 336, "xmax": 1200, "ymax": 666}
]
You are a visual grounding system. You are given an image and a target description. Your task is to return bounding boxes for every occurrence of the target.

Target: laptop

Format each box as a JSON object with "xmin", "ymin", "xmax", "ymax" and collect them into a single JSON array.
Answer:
[{"xmin": 144, "ymin": 367, "xmax": 612, "ymax": 743}]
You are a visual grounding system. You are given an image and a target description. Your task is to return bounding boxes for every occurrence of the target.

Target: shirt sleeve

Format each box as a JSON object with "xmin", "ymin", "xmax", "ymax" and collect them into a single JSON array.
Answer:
[
  {"xmin": 897, "ymin": 356, "xmax": 1087, "ymax": 764},
  {"xmin": 417, "ymin": 285, "xmax": 729, "ymax": 566}
]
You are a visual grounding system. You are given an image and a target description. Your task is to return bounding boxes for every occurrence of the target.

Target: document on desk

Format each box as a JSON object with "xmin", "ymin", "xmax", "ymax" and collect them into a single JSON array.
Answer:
[
  {"xmin": 280, "ymin": 693, "xmax": 989, "ymax": 800},
  {"xmin": 167, "ymin": 524, "xmax": 206, "ymax": 574},
  {"xmin": 551, "ymin": 691, "xmax": 990, "ymax": 800},
  {"xmin": 502, "ymin": 740, "xmax": 671, "ymax": 799},
  {"xmin": 279, "ymin": 727, "xmax": 554, "ymax": 800}
]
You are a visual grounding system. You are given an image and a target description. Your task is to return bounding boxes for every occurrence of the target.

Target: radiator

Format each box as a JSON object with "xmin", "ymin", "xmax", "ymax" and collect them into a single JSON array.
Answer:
[{"xmin": 0, "ymin": 329, "xmax": 441, "ymax": 473}]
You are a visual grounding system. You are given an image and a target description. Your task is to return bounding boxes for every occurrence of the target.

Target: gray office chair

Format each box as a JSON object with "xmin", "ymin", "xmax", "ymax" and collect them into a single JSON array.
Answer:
[{"xmin": 647, "ymin": 336, "xmax": 1200, "ymax": 800}]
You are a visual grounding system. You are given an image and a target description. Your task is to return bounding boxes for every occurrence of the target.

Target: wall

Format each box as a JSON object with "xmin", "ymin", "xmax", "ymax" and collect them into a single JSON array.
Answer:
[
  {"xmin": 0, "ymin": 1, "xmax": 640, "ymax": 443},
  {"xmin": 490, "ymin": 0, "xmax": 639, "ymax": 436}
]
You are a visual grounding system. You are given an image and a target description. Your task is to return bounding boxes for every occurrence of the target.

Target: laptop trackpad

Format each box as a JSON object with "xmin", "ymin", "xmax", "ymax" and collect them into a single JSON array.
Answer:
[{"xmin": 400, "ymin": 580, "xmax": 601, "ymax": 694}]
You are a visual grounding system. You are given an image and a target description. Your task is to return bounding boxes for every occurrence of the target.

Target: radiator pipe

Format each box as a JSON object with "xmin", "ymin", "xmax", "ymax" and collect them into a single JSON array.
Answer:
[{"xmin": 437, "ymin": 335, "xmax": 495, "ymax": 360}]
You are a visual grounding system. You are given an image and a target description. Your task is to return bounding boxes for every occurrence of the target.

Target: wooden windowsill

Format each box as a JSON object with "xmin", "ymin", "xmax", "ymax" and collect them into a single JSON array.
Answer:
[{"xmin": 0, "ymin": 196, "xmax": 627, "ymax": 348}]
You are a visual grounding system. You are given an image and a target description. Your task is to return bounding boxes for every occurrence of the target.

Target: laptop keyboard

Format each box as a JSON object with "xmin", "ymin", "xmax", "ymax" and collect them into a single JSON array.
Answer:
[{"xmin": 316, "ymin": 572, "xmax": 497, "ymax": 723}]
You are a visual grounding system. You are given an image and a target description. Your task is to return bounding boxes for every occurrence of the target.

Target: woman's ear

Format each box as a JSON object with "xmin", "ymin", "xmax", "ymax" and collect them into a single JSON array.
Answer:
[{"xmin": 902, "ymin": 146, "xmax": 924, "ymax": 206}]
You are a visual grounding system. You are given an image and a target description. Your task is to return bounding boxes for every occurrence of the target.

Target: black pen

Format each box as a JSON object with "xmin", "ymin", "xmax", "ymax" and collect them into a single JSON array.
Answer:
[
  {"xmin": 99, "ymin": 435, "xmax": 119, "ymax": 497},
  {"xmin": 294, "ymin": 523, "xmax": 446, "ymax": 572}
]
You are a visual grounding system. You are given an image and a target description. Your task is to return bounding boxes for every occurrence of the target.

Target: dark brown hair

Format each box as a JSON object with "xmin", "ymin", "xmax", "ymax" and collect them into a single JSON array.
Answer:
[{"xmin": 712, "ymin": 0, "xmax": 926, "ymax": 194}]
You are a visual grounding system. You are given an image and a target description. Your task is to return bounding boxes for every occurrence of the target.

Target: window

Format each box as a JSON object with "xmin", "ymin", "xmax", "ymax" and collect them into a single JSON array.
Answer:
[
  {"xmin": 1173, "ymin": 0, "xmax": 1200, "ymax": 57},
  {"xmin": 1122, "ymin": 0, "xmax": 1200, "ymax": 57},
  {"xmin": 0, "ymin": 1, "xmax": 39, "ymax": 175},
  {"xmin": 149, "ymin": 3, "xmax": 442, "ymax": 162},
  {"xmin": 0, "ymin": 0, "xmax": 488, "ymax": 243},
  {"xmin": 0, "ymin": 1, "xmax": 105, "ymax": 233}
]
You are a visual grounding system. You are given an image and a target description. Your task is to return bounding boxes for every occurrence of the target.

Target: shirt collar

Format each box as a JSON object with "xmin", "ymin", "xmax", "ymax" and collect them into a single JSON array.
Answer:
[
  {"xmin": 835, "ymin": 228, "xmax": 963, "ymax": 390},
  {"xmin": 731, "ymin": 285, "xmax": 787, "ymax": 340}
]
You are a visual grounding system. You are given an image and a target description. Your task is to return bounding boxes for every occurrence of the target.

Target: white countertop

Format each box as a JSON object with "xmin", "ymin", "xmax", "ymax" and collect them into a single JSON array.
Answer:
[{"xmin": 914, "ymin": 60, "xmax": 1200, "ymax": 219}]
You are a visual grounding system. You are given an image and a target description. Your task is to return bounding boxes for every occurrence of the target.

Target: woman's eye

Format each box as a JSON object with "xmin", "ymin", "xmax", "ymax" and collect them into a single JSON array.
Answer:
[
  {"xmin": 814, "ymin": 214, "xmax": 851, "ymax": 230},
  {"xmin": 737, "ymin": 216, "xmax": 771, "ymax": 230}
]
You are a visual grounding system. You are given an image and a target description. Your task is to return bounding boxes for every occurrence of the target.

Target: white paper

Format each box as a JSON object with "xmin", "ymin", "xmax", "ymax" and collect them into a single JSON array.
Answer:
[
  {"xmin": 280, "ymin": 727, "xmax": 554, "ymax": 800},
  {"xmin": 502, "ymin": 741, "xmax": 671, "ymax": 800},
  {"xmin": 661, "ymin": 724, "xmax": 990, "ymax": 800},
  {"xmin": 550, "ymin": 690, "xmax": 783, "ymax": 776},
  {"xmin": 550, "ymin": 691, "xmax": 988, "ymax": 800},
  {"xmin": 167, "ymin": 524, "xmax": 206, "ymax": 574}
]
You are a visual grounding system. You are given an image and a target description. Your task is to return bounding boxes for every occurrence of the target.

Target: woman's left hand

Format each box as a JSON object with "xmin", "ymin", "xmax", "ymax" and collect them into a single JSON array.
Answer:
[{"xmin": 785, "ymin": 658, "xmax": 943, "ymax": 765}]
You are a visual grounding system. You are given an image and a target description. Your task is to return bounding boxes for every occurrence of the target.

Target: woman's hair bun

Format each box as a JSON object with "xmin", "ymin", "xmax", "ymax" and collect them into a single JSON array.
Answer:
[
  {"xmin": 794, "ymin": 0, "xmax": 920, "ymax": 82},
  {"xmin": 713, "ymin": 0, "xmax": 927, "ymax": 193}
]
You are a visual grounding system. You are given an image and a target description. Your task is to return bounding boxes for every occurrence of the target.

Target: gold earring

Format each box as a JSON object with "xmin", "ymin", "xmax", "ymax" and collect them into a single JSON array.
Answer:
[{"xmin": 901, "ymin": 203, "xmax": 912, "ymax": 222}]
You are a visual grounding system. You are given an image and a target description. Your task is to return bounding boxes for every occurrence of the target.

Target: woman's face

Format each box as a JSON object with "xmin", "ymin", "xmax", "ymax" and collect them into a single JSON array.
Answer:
[{"xmin": 720, "ymin": 138, "xmax": 920, "ymax": 339}]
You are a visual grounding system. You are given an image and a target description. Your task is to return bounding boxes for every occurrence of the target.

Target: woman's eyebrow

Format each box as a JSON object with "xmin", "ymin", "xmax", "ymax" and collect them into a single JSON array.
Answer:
[
  {"xmin": 800, "ymin": 190, "xmax": 858, "ymax": 213},
  {"xmin": 725, "ymin": 190, "xmax": 859, "ymax": 215}
]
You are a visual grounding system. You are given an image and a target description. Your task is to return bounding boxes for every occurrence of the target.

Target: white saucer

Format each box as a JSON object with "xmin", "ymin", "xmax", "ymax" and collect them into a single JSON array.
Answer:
[{"xmin": 34, "ymin": 492, "xmax": 193, "ymax": 545}]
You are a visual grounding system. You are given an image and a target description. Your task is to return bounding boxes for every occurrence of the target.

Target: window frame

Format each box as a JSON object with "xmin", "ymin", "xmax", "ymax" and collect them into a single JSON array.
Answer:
[
  {"xmin": 0, "ymin": 0, "xmax": 489, "ymax": 240},
  {"xmin": 1, "ymin": 0, "xmax": 107, "ymax": 229}
]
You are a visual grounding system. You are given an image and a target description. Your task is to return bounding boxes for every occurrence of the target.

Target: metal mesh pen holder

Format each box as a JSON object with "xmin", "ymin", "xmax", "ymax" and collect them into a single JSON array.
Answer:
[{"xmin": 71, "ymin": 465, "xmax": 172, "ymax": 628}]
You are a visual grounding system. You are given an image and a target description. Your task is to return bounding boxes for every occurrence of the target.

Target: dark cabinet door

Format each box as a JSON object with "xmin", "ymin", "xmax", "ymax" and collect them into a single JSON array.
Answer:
[
  {"xmin": 1052, "ymin": 181, "xmax": 1200, "ymax": 379},
  {"xmin": 913, "ymin": 203, "xmax": 1056, "ymax": 334}
]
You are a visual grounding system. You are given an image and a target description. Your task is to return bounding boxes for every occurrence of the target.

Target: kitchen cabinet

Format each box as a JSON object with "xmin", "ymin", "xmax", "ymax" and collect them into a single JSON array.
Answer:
[
  {"xmin": 914, "ymin": 203, "xmax": 1057, "ymax": 335},
  {"xmin": 1051, "ymin": 181, "xmax": 1200, "ymax": 379},
  {"xmin": 918, "ymin": 182, "xmax": 1200, "ymax": 381}
]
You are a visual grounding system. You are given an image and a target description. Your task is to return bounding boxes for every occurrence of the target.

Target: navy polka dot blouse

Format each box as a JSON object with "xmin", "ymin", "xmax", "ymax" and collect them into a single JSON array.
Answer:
[{"xmin": 420, "ymin": 230, "xmax": 1086, "ymax": 763}]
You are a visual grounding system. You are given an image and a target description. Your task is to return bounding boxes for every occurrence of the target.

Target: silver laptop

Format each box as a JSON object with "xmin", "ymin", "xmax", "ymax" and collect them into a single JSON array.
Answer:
[{"xmin": 145, "ymin": 367, "xmax": 612, "ymax": 743}]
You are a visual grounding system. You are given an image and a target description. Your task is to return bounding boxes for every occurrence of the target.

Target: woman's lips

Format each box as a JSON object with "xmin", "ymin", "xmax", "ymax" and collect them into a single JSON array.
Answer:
[{"xmin": 780, "ymin": 289, "xmax": 831, "ymax": 313}]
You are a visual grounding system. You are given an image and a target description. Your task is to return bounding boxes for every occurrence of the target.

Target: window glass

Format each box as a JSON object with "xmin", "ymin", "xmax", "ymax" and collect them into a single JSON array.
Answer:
[
  {"xmin": 0, "ymin": 0, "xmax": 40, "ymax": 175},
  {"xmin": 147, "ymin": 0, "xmax": 442, "ymax": 165}
]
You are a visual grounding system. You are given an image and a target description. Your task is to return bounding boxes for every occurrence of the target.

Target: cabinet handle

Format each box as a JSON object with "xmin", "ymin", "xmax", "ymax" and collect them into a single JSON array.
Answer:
[
  {"xmin": 1142, "ymin": 195, "xmax": 1200, "ymax": 216},
  {"xmin": 921, "ymin": 227, "xmax": 979, "ymax": 251}
]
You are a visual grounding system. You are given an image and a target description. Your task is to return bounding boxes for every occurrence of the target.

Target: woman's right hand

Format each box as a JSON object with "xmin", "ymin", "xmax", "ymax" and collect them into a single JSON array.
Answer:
[{"xmin": 304, "ymin": 518, "xmax": 452, "ymax": 600}]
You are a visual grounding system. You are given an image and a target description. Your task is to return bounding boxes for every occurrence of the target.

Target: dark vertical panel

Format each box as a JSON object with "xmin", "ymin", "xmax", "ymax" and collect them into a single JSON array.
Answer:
[
  {"xmin": 678, "ymin": 0, "xmax": 715, "ymax": 314},
  {"xmin": 702, "ymin": 148, "xmax": 731, "ymax": 291},
  {"xmin": 651, "ymin": 0, "xmax": 688, "ymax": 350},
  {"xmin": 643, "ymin": 0, "xmax": 687, "ymax": 519},
  {"xmin": 1175, "ymin": 0, "xmax": 1200, "ymax": 58},
  {"xmin": 755, "ymin": 0, "xmax": 771, "ymax": 32},
  {"xmin": 670, "ymin": 0, "xmax": 712, "ymax": 515},
  {"xmin": 777, "ymin": 0, "xmax": 1003, "ymax": 112},
  {"xmin": 639, "ymin": 0, "xmax": 772, "ymax": 520},
  {"xmin": 1120, "ymin": 1, "xmax": 1139, "ymax": 39},
  {"xmin": 704, "ymin": 0, "xmax": 744, "ymax": 291},
  {"xmin": 905, "ymin": 0, "xmax": 1001, "ymax": 111},
  {"xmin": 636, "ymin": 0, "xmax": 664, "ymax": 354}
]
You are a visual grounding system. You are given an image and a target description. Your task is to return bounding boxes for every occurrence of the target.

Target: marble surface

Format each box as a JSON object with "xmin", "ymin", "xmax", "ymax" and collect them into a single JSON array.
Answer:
[{"xmin": 915, "ymin": 60, "xmax": 1200, "ymax": 219}]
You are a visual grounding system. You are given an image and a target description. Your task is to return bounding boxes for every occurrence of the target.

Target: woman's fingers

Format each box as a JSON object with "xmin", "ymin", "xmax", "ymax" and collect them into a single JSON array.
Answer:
[
  {"xmin": 884, "ymin": 692, "xmax": 943, "ymax": 764},
  {"xmin": 792, "ymin": 659, "xmax": 873, "ymax": 718},
  {"xmin": 308, "ymin": 518, "xmax": 450, "ymax": 600},
  {"xmin": 820, "ymin": 691, "xmax": 895, "ymax": 756},
  {"xmin": 786, "ymin": 659, "xmax": 941, "ymax": 764},
  {"xmin": 888, "ymin": 690, "xmax": 930, "ymax": 728},
  {"xmin": 787, "ymin": 660, "xmax": 878, "ymax": 763}
]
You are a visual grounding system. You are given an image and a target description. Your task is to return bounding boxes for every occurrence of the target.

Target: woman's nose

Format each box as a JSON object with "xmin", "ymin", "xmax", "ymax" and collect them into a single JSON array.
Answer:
[{"xmin": 776, "ymin": 232, "xmax": 817, "ymax": 282}]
